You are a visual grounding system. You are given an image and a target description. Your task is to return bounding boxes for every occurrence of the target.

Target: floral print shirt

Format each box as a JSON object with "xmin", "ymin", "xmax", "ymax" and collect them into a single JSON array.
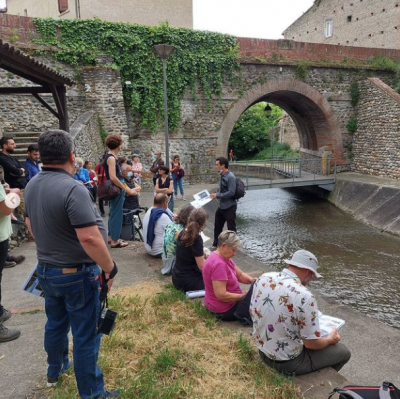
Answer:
[
  {"xmin": 250, "ymin": 269, "xmax": 321, "ymax": 361},
  {"xmin": 163, "ymin": 222, "xmax": 183, "ymax": 259}
]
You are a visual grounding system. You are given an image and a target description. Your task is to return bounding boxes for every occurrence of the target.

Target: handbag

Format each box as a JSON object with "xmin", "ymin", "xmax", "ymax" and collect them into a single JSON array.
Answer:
[
  {"xmin": 97, "ymin": 158, "xmax": 121, "ymax": 201},
  {"xmin": 329, "ymin": 382, "xmax": 400, "ymax": 399},
  {"xmin": 176, "ymin": 168, "xmax": 185, "ymax": 179}
]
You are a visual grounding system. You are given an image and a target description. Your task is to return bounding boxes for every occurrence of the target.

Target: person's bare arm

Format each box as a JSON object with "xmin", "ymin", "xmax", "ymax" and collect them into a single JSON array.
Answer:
[
  {"xmin": 155, "ymin": 179, "xmax": 169, "ymax": 194},
  {"xmin": 75, "ymin": 225, "xmax": 115, "ymax": 287},
  {"xmin": 195, "ymin": 255, "xmax": 205, "ymax": 271},
  {"xmin": 302, "ymin": 328, "xmax": 341, "ymax": 350},
  {"xmin": 0, "ymin": 199, "xmax": 13, "ymax": 216},
  {"xmin": 212, "ymin": 280, "xmax": 243, "ymax": 302},
  {"xmin": 107, "ymin": 157, "xmax": 125, "ymax": 190},
  {"xmin": 235, "ymin": 266, "xmax": 255, "ymax": 284}
]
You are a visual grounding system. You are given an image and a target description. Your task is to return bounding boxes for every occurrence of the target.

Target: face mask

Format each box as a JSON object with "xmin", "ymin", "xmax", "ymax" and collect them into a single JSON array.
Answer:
[
  {"xmin": 153, "ymin": 155, "xmax": 158, "ymax": 160},
  {"xmin": 127, "ymin": 171, "xmax": 133, "ymax": 178},
  {"xmin": 219, "ymin": 169, "xmax": 223, "ymax": 175}
]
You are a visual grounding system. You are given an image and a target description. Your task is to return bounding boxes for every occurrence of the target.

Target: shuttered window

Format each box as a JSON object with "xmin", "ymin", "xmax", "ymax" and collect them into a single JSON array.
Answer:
[{"xmin": 58, "ymin": 0, "xmax": 68, "ymax": 13}]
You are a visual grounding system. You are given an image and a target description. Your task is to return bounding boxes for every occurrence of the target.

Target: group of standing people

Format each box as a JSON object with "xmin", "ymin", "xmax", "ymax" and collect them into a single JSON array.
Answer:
[{"xmin": 0, "ymin": 137, "xmax": 40, "ymax": 343}]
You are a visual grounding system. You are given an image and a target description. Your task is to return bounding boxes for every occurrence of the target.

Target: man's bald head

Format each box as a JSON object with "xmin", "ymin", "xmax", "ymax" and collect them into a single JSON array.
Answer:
[{"xmin": 154, "ymin": 193, "xmax": 168, "ymax": 208}]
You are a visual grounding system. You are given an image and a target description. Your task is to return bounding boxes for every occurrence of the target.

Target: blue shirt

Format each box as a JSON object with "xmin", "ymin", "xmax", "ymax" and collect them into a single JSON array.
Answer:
[{"xmin": 24, "ymin": 158, "xmax": 40, "ymax": 182}]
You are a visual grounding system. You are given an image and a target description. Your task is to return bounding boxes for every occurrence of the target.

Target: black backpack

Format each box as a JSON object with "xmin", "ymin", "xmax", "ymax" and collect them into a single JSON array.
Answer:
[
  {"xmin": 233, "ymin": 178, "xmax": 246, "ymax": 200},
  {"xmin": 329, "ymin": 382, "xmax": 400, "ymax": 399}
]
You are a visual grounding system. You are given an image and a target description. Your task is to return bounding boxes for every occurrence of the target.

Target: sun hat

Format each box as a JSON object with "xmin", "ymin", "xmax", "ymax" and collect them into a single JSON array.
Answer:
[{"xmin": 284, "ymin": 249, "xmax": 322, "ymax": 279}]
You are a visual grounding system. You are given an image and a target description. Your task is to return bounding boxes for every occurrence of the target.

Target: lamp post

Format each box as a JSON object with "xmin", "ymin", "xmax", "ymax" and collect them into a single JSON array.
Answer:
[
  {"xmin": 264, "ymin": 104, "xmax": 274, "ymax": 161},
  {"xmin": 153, "ymin": 44, "xmax": 175, "ymax": 167}
]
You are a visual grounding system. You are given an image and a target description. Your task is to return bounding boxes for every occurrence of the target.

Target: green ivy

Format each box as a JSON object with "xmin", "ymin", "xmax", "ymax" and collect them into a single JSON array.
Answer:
[
  {"xmin": 294, "ymin": 60, "xmax": 310, "ymax": 81},
  {"xmin": 98, "ymin": 116, "xmax": 108, "ymax": 145},
  {"xmin": 32, "ymin": 18, "xmax": 240, "ymax": 132},
  {"xmin": 350, "ymin": 81, "xmax": 360, "ymax": 107},
  {"xmin": 347, "ymin": 117, "xmax": 358, "ymax": 133}
]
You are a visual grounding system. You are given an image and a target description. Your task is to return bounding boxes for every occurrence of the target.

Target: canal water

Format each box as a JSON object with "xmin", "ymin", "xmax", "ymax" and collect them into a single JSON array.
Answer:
[{"xmin": 236, "ymin": 188, "xmax": 400, "ymax": 329}]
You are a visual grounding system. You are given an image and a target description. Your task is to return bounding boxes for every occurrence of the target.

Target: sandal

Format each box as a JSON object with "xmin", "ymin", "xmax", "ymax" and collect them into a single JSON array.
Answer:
[{"xmin": 110, "ymin": 240, "xmax": 129, "ymax": 248}]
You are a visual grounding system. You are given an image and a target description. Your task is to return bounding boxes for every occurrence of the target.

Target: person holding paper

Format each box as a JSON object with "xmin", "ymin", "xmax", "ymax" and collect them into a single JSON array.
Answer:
[
  {"xmin": 210, "ymin": 157, "xmax": 237, "ymax": 249},
  {"xmin": 250, "ymin": 249, "xmax": 351, "ymax": 375},
  {"xmin": 172, "ymin": 208, "xmax": 207, "ymax": 292},
  {"xmin": 202, "ymin": 231, "xmax": 255, "ymax": 324}
]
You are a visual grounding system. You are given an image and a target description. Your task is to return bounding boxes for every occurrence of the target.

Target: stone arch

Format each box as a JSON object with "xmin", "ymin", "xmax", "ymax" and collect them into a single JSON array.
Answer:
[{"xmin": 217, "ymin": 78, "xmax": 343, "ymax": 159}]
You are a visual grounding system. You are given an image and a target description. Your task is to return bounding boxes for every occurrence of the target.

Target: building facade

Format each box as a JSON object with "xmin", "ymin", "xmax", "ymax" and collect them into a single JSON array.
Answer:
[
  {"xmin": 283, "ymin": 0, "xmax": 400, "ymax": 49},
  {"xmin": 1, "ymin": 0, "xmax": 193, "ymax": 28}
]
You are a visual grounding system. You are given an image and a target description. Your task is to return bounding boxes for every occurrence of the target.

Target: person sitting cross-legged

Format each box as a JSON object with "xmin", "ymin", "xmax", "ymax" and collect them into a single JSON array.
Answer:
[
  {"xmin": 142, "ymin": 193, "xmax": 173, "ymax": 258},
  {"xmin": 250, "ymin": 249, "xmax": 351, "ymax": 376},
  {"xmin": 203, "ymin": 230, "xmax": 255, "ymax": 325}
]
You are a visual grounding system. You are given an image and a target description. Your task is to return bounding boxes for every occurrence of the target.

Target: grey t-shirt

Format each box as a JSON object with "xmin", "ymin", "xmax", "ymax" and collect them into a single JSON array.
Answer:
[{"xmin": 25, "ymin": 167, "xmax": 107, "ymax": 267}]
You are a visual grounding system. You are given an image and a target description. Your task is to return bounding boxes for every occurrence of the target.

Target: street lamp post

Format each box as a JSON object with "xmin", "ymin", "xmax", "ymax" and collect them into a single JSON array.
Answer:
[
  {"xmin": 264, "ymin": 104, "xmax": 274, "ymax": 161},
  {"xmin": 153, "ymin": 44, "xmax": 175, "ymax": 167}
]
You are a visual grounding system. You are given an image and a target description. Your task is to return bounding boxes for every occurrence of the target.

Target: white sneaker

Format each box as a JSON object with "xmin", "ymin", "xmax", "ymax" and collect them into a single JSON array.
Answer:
[{"xmin": 182, "ymin": 196, "xmax": 186, "ymax": 201}]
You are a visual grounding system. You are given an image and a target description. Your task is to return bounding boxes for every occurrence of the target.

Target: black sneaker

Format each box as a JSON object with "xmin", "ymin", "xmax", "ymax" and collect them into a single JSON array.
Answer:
[
  {"xmin": 0, "ymin": 308, "xmax": 11, "ymax": 323},
  {"xmin": 210, "ymin": 245, "xmax": 217, "ymax": 251},
  {"xmin": 0, "ymin": 324, "xmax": 21, "ymax": 342}
]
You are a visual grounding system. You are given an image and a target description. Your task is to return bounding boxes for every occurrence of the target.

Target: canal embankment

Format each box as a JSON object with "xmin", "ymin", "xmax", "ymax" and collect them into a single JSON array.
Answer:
[{"xmin": 329, "ymin": 172, "xmax": 400, "ymax": 236}]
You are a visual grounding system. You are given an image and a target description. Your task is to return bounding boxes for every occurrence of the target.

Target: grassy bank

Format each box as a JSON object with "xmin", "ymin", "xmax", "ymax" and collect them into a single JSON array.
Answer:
[{"xmin": 46, "ymin": 282, "xmax": 300, "ymax": 399}]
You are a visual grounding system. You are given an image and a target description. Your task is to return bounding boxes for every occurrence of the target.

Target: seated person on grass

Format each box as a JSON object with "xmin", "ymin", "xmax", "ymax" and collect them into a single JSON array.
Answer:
[
  {"xmin": 161, "ymin": 205, "xmax": 194, "ymax": 275},
  {"xmin": 142, "ymin": 194, "xmax": 172, "ymax": 258},
  {"xmin": 202, "ymin": 231, "xmax": 255, "ymax": 325},
  {"xmin": 250, "ymin": 249, "xmax": 351, "ymax": 376},
  {"xmin": 172, "ymin": 208, "xmax": 208, "ymax": 292}
]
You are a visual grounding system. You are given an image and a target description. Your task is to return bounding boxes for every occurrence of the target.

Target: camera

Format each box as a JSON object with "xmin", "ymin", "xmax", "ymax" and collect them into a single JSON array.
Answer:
[{"xmin": 97, "ymin": 307, "xmax": 117, "ymax": 335}]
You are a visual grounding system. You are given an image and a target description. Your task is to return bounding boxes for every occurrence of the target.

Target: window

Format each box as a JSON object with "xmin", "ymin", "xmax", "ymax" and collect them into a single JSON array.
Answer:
[
  {"xmin": 324, "ymin": 18, "xmax": 333, "ymax": 38},
  {"xmin": 0, "ymin": 0, "xmax": 7, "ymax": 12},
  {"xmin": 58, "ymin": 0, "xmax": 68, "ymax": 13},
  {"xmin": 347, "ymin": 15, "xmax": 352, "ymax": 22}
]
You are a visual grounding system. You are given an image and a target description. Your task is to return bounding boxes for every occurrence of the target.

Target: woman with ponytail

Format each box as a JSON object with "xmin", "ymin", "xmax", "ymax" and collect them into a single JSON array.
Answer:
[{"xmin": 172, "ymin": 208, "xmax": 208, "ymax": 292}]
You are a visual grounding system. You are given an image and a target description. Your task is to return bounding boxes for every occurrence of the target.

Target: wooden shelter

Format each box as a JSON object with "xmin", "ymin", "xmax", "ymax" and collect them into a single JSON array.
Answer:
[{"xmin": 0, "ymin": 39, "xmax": 75, "ymax": 131}]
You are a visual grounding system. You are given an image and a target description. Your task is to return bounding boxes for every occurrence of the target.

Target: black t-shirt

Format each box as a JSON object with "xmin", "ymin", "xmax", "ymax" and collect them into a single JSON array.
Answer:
[{"xmin": 172, "ymin": 233, "xmax": 204, "ymax": 285}]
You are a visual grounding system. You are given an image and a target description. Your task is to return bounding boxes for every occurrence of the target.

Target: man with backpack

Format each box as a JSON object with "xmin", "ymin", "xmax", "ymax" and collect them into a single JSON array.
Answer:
[{"xmin": 210, "ymin": 157, "xmax": 238, "ymax": 249}]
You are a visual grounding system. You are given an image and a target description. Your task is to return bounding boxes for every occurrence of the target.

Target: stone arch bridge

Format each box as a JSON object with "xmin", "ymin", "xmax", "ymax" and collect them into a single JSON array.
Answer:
[{"xmin": 1, "ymin": 15, "xmax": 400, "ymax": 182}]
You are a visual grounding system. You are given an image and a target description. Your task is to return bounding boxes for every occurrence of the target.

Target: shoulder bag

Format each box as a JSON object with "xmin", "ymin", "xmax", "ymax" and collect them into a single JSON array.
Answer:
[{"xmin": 98, "ymin": 157, "xmax": 122, "ymax": 201}]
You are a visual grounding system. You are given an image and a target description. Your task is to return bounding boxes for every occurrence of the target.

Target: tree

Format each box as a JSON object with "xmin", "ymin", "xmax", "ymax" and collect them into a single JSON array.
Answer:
[{"xmin": 229, "ymin": 102, "xmax": 282, "ymax": 160}]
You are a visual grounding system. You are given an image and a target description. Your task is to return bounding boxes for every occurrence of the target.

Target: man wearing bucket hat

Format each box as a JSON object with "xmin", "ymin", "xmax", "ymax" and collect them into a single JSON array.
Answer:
[{"xmin": 250, "ymin": 249, "xmax": 351, "ymax": 375}]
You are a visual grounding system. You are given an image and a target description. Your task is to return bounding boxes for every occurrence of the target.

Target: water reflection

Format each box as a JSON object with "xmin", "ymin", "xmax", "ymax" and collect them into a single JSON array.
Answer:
[{"xmin": 237, "ymin": 188, "xmax": 400, "ymax": 328}]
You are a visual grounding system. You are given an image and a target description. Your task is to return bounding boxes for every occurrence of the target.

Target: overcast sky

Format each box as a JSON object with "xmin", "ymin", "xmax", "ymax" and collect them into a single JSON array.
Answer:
[{"xmin": 193, "ymin": 0, "xmax": 315, "ymax": 39}]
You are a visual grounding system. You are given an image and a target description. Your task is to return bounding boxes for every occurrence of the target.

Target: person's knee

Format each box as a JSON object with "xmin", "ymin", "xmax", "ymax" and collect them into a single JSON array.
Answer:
[{"xmin": 339, "ymin": 343, "xmax": 351, "ymax": 364}]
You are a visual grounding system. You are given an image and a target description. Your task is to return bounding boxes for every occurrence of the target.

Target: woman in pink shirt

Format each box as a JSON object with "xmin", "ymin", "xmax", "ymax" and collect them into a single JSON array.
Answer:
[{"xmin": 202, "ymin": 230, "xmax": 255, "ymax": 324}]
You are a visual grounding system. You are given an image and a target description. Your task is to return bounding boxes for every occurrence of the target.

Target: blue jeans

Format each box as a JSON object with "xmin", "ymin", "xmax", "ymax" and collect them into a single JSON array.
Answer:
[
  {"xmin": 37, "ymin": 264, "xmax": 107, "ymax": 399},
  {"xmin": 172, "ymin": 174, "xmax": 184, "ymax": 196},
  {"xmin": 108, "ymin": 190, "xmax": 126, "ymax": 241},
  {"xmin": 168, "ymin": 195, "xmax": 174, "ymax": 213}
]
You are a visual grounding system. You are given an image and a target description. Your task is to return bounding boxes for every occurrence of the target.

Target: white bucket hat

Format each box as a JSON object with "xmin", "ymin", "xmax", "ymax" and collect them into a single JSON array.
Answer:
[{"xmin": 284, "ymin": 249, "xmax": 322, "ymax": 279}]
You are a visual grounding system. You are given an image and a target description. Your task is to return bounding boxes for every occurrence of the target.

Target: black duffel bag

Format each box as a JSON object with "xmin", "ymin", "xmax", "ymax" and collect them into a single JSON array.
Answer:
[{"xmin": 329, "ymin": 382, "xmax": 400, "ymax": 399}]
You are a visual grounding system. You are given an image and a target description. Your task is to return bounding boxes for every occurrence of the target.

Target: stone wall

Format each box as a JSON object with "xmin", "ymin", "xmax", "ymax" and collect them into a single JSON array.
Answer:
[
  {"xmin": 278, "ymin": 112, "xmax": 300, "ymax": 149},
  {"xmin": 283, "ymin": 0, "xmax": 400, "ymax": 49},
  {"xmin": 353, "ymin": 78, "xmax": 400, "ymax": 179},
  {"xmin": 70, "ymin": 111, "xmax": 104, "ymax": 162}
]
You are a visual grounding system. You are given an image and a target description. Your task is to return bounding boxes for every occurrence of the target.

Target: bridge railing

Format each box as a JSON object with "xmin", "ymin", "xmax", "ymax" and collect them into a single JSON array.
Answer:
[{"xmin": 230, "ymin": 157, "xmax": 337, "ymax": 187}]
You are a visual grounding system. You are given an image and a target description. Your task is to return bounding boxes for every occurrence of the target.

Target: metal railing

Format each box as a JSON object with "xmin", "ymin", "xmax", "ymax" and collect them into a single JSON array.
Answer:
[{"xmin": 231, "ymin": 157, "xmax": 337, "ymax": 190}]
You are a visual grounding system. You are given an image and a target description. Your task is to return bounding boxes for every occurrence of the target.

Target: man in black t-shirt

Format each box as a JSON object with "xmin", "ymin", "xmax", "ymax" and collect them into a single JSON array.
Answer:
[{"xmin": 0, "ymin": 137, "xmax": 27, "ymax": 189}]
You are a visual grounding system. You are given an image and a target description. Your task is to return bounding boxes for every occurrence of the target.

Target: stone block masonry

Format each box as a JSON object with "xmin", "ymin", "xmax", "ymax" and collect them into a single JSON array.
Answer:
[{"xmin": 353, "ymin": 78, "xmax": 400, "ymax": 179}]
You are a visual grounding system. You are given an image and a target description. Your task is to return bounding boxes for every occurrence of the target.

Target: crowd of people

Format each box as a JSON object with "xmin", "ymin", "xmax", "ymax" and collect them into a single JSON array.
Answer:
[{"xmin": 0, "ymin": 130, "xmax": 351, "ymax": 399}]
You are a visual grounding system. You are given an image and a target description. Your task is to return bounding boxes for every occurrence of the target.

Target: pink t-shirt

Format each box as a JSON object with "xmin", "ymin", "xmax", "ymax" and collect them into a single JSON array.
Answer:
[{"xmin": 203, "ymin": 252, "xmax": 242, "ymax": 313}]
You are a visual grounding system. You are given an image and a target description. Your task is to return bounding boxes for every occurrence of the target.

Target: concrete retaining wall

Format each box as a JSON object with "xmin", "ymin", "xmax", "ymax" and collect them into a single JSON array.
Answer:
[{"xmin": 328, "ymin": 173, "xmax": 400, "ymax": 235}]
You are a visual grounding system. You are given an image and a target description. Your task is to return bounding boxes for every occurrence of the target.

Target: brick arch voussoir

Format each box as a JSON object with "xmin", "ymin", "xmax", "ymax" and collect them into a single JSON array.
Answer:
[{"xmin": 216, "ymin": 78, "xmax": 343, "ymax": 157}]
